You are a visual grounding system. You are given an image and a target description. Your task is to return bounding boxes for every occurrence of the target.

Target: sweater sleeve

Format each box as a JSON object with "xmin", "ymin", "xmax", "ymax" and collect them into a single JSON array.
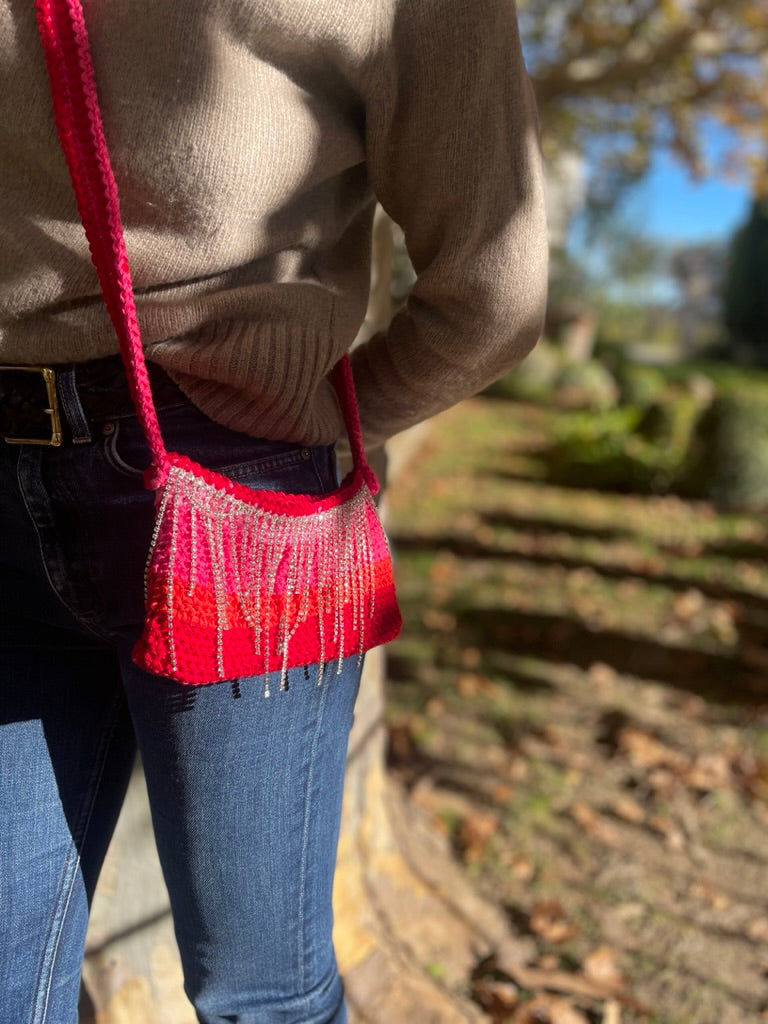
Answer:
[{"xmin": 351, "ymin": 0, "xmax": 548, "ymax": 446}]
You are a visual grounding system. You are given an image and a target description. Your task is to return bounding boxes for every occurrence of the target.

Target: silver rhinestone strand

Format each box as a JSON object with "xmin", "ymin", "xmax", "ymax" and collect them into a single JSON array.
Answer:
[
  {"xmin": 279, "ymin": 520, "xmax": 302, "ymax": 691},
  {"xmin": 166, "ymin": 484, "xmax": 181, "ymax": 675},
  {"xmin": 202, "ymin": 506, "xmax": 227, "ymax": 679},
  {"xmin": 316, "ymin": 523, "xmax": 327, "ymax": 685},
  {"xmin": 143, "ymin": 473, "xmax": 174, "ymax": 604},
  {"xmin": 186, "ymin": 505, "xmax": 198, "ymax": 598}
]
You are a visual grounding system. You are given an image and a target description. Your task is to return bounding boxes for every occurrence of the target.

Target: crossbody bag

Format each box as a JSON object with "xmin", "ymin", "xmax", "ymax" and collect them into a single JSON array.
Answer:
[{"xmin": 34, "ymin": 0, "xmax": 402, "ymax": 689}]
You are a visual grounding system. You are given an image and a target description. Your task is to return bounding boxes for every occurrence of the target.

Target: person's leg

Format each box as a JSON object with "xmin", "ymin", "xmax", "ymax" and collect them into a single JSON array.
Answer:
[
  {"xmin": 0, "ymin": 442, "xmax": 137, "ymax": 1024},
  {"xmin": 0, "ymin": 643, "xmax": 136, "ymax": 1024},
  {"xmin": 121, "ymin": 655, "xmax": 361, "ymax": 1024}
]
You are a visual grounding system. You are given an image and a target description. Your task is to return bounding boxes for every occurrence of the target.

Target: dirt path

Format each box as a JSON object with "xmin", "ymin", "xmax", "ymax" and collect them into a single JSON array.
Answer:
[{"xmin": 384, "ymin": 398, "xmax": 768, "ymax": 1024}]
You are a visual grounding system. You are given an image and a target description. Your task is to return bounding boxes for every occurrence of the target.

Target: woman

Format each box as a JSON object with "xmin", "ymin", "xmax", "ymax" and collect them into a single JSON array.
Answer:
[{"xmin": 0, "ymin": 0, "xmax": 548, "ymax": 1021}]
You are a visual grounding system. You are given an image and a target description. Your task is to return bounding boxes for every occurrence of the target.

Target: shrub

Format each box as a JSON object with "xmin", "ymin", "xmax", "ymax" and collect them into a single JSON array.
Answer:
[
  {"xmin": 615, "ymin": 363, "xmax": 668, "ymax": 407},
  {"xmin": 704, "ymin": 383, "xmax": 768, "ymax": 511},
  {"xmin": 544, "ymin": 387, "xmax": 709, "ymax": 494},
  {"xmin": 553, "ymin": 359, "xmax": 619, "ymax": 410},
  {"xmin": 485, "ymin": 339, "xmax": 562, "ymax": 402}
]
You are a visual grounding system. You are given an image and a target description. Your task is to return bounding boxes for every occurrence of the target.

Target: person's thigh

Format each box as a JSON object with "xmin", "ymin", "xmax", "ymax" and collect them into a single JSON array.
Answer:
[
  {"xmin": 0, "ymin": 443, "xmax": 137, "ymax": 1024},
  {"xmin": 0, "ymin": 628, "xmax": 135, "ymax": 1024},
  {"xmin": 121, "ymin": 654, "xmax": 360, "ymax": 1024}
]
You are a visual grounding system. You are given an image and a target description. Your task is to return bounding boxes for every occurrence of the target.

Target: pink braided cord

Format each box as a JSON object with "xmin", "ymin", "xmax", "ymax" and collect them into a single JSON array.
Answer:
[
  {"xmin": 34, "ymin": 0, "xmax": 371, "ymax": 487},
  {"xmin": 35, "ymin": 0, "xmax": 166, "ymax": 476}
]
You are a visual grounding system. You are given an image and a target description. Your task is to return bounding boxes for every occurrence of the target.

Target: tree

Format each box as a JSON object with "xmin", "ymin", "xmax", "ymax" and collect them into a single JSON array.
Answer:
[
  {"xmin": 723, "ymin": 199, "xmax": 768, "ymax": 363},
  {"xmin": 521, "ymin": 0, "xmax": 768, "ymax": 212}
]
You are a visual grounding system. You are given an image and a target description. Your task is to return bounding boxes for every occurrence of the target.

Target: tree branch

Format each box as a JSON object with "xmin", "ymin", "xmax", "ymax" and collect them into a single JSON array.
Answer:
[{"xmin": 533, "ymin": 0, "xmax": 730, "ymax": 108}]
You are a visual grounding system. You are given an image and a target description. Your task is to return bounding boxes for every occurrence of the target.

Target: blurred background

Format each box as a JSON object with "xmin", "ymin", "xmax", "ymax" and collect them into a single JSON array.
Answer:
[{"xmin": 380, "ymin": 1, "xmax": 768, "ymax": 1023}]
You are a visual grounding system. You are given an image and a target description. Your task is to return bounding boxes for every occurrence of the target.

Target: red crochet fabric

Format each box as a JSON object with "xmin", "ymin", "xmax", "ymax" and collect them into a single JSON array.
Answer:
[{"xmin": 134, "ymin": 458, "xmax": 401, "ymax": 687}]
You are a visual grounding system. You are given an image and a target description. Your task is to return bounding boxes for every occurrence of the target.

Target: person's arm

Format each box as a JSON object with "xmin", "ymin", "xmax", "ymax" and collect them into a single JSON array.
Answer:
[{"xmin": 352, "ymin": 0, "xmax": 548, "ymax": 446}]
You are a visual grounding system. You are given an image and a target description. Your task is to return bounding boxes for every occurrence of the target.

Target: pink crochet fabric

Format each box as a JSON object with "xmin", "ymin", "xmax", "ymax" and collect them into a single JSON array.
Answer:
[{"xmin": 36, "ymin": 0, "xmax": 402, "ymax": 687}]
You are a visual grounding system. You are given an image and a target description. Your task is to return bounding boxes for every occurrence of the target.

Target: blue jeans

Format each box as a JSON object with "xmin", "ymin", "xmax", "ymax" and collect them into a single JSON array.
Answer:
[{"xmin": 0, "ymin": 369, "xmax": 359, "ymax": 1024}]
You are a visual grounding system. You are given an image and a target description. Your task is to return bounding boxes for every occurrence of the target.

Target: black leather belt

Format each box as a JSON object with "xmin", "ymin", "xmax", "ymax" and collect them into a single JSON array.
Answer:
[{"xmin": 0, "ymin": 355, "xmax": 184, "ymax": 445}]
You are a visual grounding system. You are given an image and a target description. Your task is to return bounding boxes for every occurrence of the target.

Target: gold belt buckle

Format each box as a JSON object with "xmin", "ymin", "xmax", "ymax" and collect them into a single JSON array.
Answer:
[{"xmin": 0, "ymin": 365, "xmax": 63, "ymax": 446}]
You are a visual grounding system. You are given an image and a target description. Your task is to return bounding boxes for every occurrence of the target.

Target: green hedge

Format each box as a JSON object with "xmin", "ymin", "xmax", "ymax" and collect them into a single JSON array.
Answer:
[
  {"xmin": 704, "ymin": 383, "xmax": 768, "ymax": 511},
  {"xmin": 543, "ymin": 390, "xmax": 705, "ymax": 494},
  {"xmin": 489, "ymin": 352, "xmax": 768, "ymax": 507}
]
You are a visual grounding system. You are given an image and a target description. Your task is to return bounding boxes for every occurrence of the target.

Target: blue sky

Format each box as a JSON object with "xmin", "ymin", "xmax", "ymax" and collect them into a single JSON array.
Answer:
[
  {"xmin": 630, "ymin": 151, "xmax": 751, "ymax": 246},
  {"xmin": 618, "ymin": 121, "xmax": 754, "ymax": 246}
]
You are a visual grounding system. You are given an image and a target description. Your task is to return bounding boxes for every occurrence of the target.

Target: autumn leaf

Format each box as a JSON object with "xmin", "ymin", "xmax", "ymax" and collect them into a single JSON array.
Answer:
[
  {"xmin": 648, "ymin": 814, "xmax": 686, "ymax": 850},
  {"xmin": 570, "ymin": 801, "xmax": 622, "ymax": 846},
  {"xmin": 512, "ymin": 994, "xmax": 590, "ymax": 1024},
  {"xmin": 683, "ymin": 753, "xmax": 732, "ymax": 793},
  {"xmin": 510, "ymin": 856, "xmax": 536, "ymax": 882},
  {"xmin": 457, "ymin": 672, "xmax": 491, "ymax": 697},
  {"xmin": 424, "ymin": 696, "xmax": 446, "ymax": 718},
  {"xmin": 690, "ymin": 880, "xmax": 730, "ymax": 912},
  {"xmin": 530, "ymin": 900, "xmax": 580, "ymax": 943},
  {"xmin": 457, "ymin": 809, "xmax": 501, "ymax": 862},
  {"xmin": 610, "ymin": 795, "xmax": 647, "ymax": 825},
  {"xmin": 618, "ymin": 726, "xmax": 688, "ymax": 771},
  {"xmin": 472, "ymin": 977, "xmax": 521, "ymax": 1018},
  {"xmin": 459, "ymin": 645, "xmax": 483, "ymax": 668},
  {"xmin": 672, "ymin": 588, "xmax": 706, "ymax": 622},
  {"xmin": 491, "ymin": 782, "xmax": 516, "ymax": 805},
  {"xmin": 420, "ymin": 608, "xmax": 457, "ymax": 632},
  {"xmin": 587, "ymin": 662, "xmax": 619, "ymax": 691},
  {"xmin": 583, "ymin": 946, "xmax": 627, "ymax": 990}
]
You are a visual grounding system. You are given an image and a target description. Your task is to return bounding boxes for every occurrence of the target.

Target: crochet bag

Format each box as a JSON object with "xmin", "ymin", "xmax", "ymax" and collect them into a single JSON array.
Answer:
[{"xmin": 35, "ymin": 0, "xmax": 401, "ymax": 687}]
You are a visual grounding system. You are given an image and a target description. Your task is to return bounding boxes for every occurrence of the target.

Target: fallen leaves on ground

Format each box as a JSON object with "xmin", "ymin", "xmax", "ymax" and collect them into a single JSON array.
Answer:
[{"xmin": 472, "ymin": 970, "xmax": 624, "ymax": 1024}]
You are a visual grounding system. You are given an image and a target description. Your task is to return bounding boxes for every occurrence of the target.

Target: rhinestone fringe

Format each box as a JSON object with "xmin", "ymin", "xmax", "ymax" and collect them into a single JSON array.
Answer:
[{"xmin": 144, "ymin": 465, "xmax": 382, "ymax": 689}]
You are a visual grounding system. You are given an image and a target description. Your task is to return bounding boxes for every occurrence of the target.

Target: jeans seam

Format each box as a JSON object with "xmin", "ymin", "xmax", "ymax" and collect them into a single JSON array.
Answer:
[
  {"xmin": 222, "ymin": 449, "xmax": 313, "ymax": 480},
  {"xmin": 297, "ymin": 668, "xmax": 332, "ymax": 994},
  {"xmin": 31, "ymin": 692, "xmax": 127, "ymax": 1024},
  {"xmin": 31, "ymin": 849, "xmax": 79, "ymax": 1024},
  {"xmin": 309, "ymin": 445, "xmax": 334, "ymax": 492},
  {"xmin": 16, "ymin": 451, "xmax": 107, "ymax": 645}
]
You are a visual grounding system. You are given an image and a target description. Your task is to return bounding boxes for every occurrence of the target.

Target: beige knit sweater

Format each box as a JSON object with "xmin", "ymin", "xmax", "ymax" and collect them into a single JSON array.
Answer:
[{"xmin": 0, "ymin": 0, "xmax": 548, "ymax": 448}]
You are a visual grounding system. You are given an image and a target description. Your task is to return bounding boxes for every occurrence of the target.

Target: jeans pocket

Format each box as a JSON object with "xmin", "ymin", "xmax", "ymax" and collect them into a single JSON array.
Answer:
[
  {"xmin": 221, "ymin": 447, "xmax": 332, "ymax": 495},
  {"xmin": 101, "ymin": 419, "xmax": 145, "ymax": 478},
  {"xmin": 100, "ymin": 402, "xmax": 337, "ymax": 495}
]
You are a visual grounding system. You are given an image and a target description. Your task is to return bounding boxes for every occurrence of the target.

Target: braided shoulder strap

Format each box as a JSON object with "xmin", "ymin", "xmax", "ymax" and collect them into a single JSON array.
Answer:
[{"xmin": 34, "ymin": 0, "xmax": 373, "ymax": 491}]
